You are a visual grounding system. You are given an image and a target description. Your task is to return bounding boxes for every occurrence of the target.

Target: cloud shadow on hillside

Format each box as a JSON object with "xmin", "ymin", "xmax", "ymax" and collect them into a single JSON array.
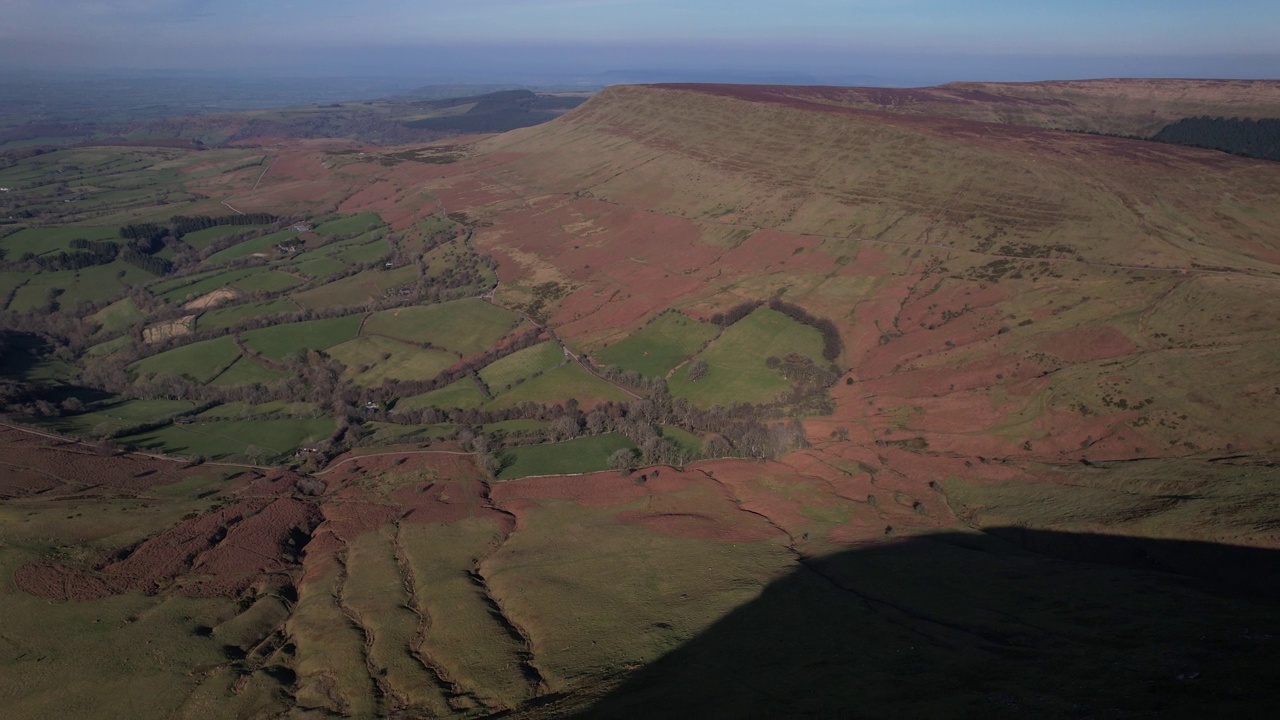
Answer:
[{"xmin": 575, "ymin": 528, "xmax": 1280, "ymax": 718}]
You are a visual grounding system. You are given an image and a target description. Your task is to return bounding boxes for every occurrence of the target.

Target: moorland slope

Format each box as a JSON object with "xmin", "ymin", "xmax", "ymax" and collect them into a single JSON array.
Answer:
[{"xmin": 2, "ymin": 81, "xmax": 1279, "ymax": 717}]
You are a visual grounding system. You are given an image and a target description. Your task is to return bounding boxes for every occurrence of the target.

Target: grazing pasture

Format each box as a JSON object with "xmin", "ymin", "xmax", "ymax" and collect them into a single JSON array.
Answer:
[
  {"xmin": 363, "ymin": 299, "xmax": 519, "ymax": 356},
  {"xmin": 496, "ymin": 433, "xmax": 636, "ymax": 480},
  {"xmin": 668, "ymin": 307, "xmax": 824, "ymax": 406},
  {"xmin": 594, "ymin": 312, "xmax": 718, "ymax": 378}
]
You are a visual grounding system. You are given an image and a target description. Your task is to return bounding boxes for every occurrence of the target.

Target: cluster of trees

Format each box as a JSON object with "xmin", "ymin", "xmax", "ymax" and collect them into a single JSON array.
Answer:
[
  {"xmin": 710, "ymin": 298, "xmax": 843, "ymax": 361},
  {"xmin": 391, "ymin": 382, "xmax": 816, "ymax": 468},
  {"xmin": 766, "ymin": 298, "xmax": 844, "ymax": 362},
  {"xmin": 120, "ymin": 246, "xmax": 173, "ymax": 275},
  {"xmin": 595, "ymin": 363, "xmax": 669, "ymax": 393},
  {"xmin": 768, "ymin": 352, "xmax": 839, "ymax": 388},
  {"xmin": 118, "ymin": 222, "xmax": 168, "ymax": 245},
  {"xmin": 416, "ymin": 392, "xmax": 811, "ymax": 478},
  {"xmin": 170, "ymin": 213, "xmax": 276, "ymax": 236},
  {"xmin": 709, "ymin": 300, "xmax": 764, "ymax": 328},
  {"xmin": 28, "ymin": 239, "xmax": 119, "ymax": 271},
  {"xmin": 1153, "ymin": 117, "xmax": 1280, "ymax": 162}
]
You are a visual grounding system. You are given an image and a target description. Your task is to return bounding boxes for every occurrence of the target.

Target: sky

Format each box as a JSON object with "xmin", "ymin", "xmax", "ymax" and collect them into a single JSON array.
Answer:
[{"xmin": 2, "ymin": 0, "xmax": 1278, "ymax": 85}]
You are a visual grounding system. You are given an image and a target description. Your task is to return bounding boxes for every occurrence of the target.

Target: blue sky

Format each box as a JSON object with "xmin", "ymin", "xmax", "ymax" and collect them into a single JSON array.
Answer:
[{"xmin": 3, "ymin": 1, "xmax": 1278, "ymax": 83}]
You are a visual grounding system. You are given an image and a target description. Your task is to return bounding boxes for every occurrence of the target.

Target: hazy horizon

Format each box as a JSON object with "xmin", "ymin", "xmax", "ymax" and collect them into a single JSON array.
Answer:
[{"xmin": 2, "ymin": 1, "xmax": 1278, "ymax": 87}]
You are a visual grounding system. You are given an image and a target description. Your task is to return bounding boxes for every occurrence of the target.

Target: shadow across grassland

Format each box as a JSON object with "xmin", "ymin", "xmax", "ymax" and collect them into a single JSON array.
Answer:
[{"xmin": 568, "ymin": 529, "xmax": 1280, "ymax": 719}]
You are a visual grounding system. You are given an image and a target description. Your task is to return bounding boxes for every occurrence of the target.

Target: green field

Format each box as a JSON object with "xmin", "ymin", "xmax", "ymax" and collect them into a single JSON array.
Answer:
[
  {"xmin": 312, "ymin": 213, "xmax": 382, "ymax": 237},
  {"xmin": 147, "ymin": 268, "xmax": 223, "ymax": 296},
  {"xmin": 332, "ymin": 238, "xmax": 391, "ymax": 265},
  {"xmin": 89, "ymin": 297, "xmax": 145, "ymax": 335},
  {"xmin": 291, "ymin": 266, "xmax": 416, "ymax": 310},
  {"xmin": 290, "ymin": 256, "xmax": 348, "ymax": 279},
  {"xmin": 43, "ymin": 399, "xmax": 195, "ymax": 437},
  {"xmin": 0, "ymin": 226, "xmax": 120, "ymax": 257},
  {"xmin": 232, "ymin": 270, "xmax": 304, "ymax": 294},
  {"xmin": 661, "ymin": 425, "xmax": 705, "ymax": 456},
  {"xmin": 283, "ymin": 230, "xmax": 380, "ymax": 268},
  {"xmin": 205, "ymin": 229, "xmax": 299, "ymax": 264},
  {"xmin": 363, "ymin": 422, "xmax": 454, "ymax": 444},
  {"xmin": 594, "ymin": 312, "xmax": 719, "ymax": 378},
  {"xmin": 363, "ymin": 299, "xmax": 520, "ymax": 355},
  {"xmin": 0, "ymin": 271, "xmax": 28, "ymax": 304},
  {"xmin": 7, "ymin": 262, "xmax": 153, "ymax": 311},
  {"xmin": 156, "ymin": 266, "xmax": 263, "ymax": 304},
  {"xmin": 326, "ymin": 335, "xmax": 456, "ymax": 386},
  {"xmin": 394, "ymin": 377, "xmax": 488, "ymax": 412},
  {"xmin": 196, "ymin": 298, "xmax": 297, "ymax": 333},
  {"xmin": 479, "ymin": 342, "xmax": 564, "ymax": 392},
  {"xmin": 487, "ymin": 363, "xmax": 629, "ymax": 409},
  {"xmin": 240, "ymin": 314, "xmax": 364, "ymax": 362},
  {"xmin": 85, "ymin": 334, "xmax": 133, "ymax": 358},
  {"xmin": 208, "ymin": 355, "xmax": 293, "ymax": 386},
  {"xmin": 496, "ymin": 433, "xmax": 636, "ymax": 480},
  {"xmin": 668, "ymin": 307, "xmax": 824, "ymax": 407},
  {"xmin": 129, "ymin": 336, "xmax": 241, "ymax": 383},
  {"xmin": 119, "ymin": 417, "xmax": 336, "ymax": 460},
  {"xmin": 179, "ymin": 224, "xmax": 268, "ymax": 250}
]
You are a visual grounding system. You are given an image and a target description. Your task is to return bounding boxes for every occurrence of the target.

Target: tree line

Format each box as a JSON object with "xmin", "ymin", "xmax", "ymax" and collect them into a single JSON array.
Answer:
[
  {"xmin": 709, "ymin": 297, "xmax": 844, "ymax": 362},
  {"xmin": 1153, "ymin": 117, "xmax": 1280, "ymax": 162}
]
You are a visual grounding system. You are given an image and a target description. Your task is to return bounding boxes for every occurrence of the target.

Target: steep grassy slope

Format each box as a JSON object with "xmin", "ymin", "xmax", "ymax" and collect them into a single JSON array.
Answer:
[
  {"xmin": 480, "ymin": 84, "xmax": 1280, "ymax": 273},
  {"xmin": 5, "ymin": 82, "xmax": 1280, "ymax": 718},
  {"xmin": 651, "ymin": 79, "xmax": 1280, "ymax": 137}
]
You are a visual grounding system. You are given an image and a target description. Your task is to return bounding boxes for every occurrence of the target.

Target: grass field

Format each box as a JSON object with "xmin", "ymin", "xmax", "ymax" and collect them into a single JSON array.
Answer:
[
  {"xmin": 130, "ymin": 336, "xmax": 241, "ymax": 383},
  {"xmin": 119, "ymin": 417, "xmax": 335, "ymax": 460},
  {"xmin": 205, "ymin": 229, "xmax": 298, "ymax": 264},
  {"xmin": 0, "ymin": 271, "xmax": 27, "ymax": 306},
  {"xmin": 148, "ymin": 268, "xmax": 224, "ymax": 296},
  {"xmin": 496, "ymin": 433, "xmax": 635, "ymax": 480},
  {"xmin": 363, "ymin": 299, "xmax": 519, "ymax": 355},
  {"xmin": 240, "ymin": 314, "xmax": 363, "ymax": 361},
  {"xmin": 291, "ymin": 266, "xmax": 416, "ymax": 310},
  {"xmin": 0, "ymin": 226, "xmax": 119, "ymax": 257},
  {"xmin": 481, "ymin": 498, "xmax": 793, "ymax": 693},
  {"xmin": 84, "ymin": 335, "xmax": 132, "ymax": 358},
  {"xmin": 232, "ymin": 270, "xmax": 304, "ymax": 294},
  {"xmin": 7, "ymin": 262, "xmax": 153, "ymax": 311},
  {"xmin": 661, "ymin": 425, "xmax": 705, "ymax": 456},
  {"xmin": 287, "ymin": 561, "xmax": 379, "ymax": 716},
  {"xmin": 362, "ymin": 422, "xmax": 454, "ymax": 444},
  {"xmin": 667, "ymin": 307, "xmax": 824, "ymax": 407},
  {"xmin": 156, "ymin": 266, "xmax": 263, "ymax": 304},
  {"xmin": 283, "ymin": 230, "xmax": 383, "ymax": 269},
  {"xmin": 398, "ymin": 518, "xmax": 535, "ymax": 708},
  {"xmin": 594, "ymin": 312, "xmax": 719, "ymax": 378},
  {"xmin": 195, "ymin": 298, "xmax": 297, "ymax": 333},
  {"xmin": 393, "ymin": 377, "xmax": 487, "ymax": 411},
  {"xmin": 486, "ymin": 363, "xmax": 629, "ymax": 410},
  {"xmin": 478, "ymin": 341, "xmax": 564, "ymax": 392},
  {"xmin": 289, "ymin": 256, "xmax": 347, "ymax": 279},
  {"xmin": 42, "ymin": 398, "xmax": 195, "ymax": 437},
  {"xmin": 326, "ymin": 335, "xmax": 456, "ymax": 386},
  {"xmin": 311, "ymin": 213, "xmax": 381, "ymax": 237},
  {"xmin": 178, "ymin": 224, "xmax": 268, "ymax": 250},
  {"xmin": 89, "ymin": 297, "xmax": 145, "ymax": 335},
  {"xmin": 195, "ymin": 400, "xmax": 316, "ymax": 419},
  {"xmin": 332, "ymin": 236, "xmax": 391, "ymax": 265},
  {"xmin": 341, "ymin": 526, "xmax": 451, "ymax": 714},
  {"xmin": 208, "ymin": 356, "xmax": 293, "ymax": 386}
]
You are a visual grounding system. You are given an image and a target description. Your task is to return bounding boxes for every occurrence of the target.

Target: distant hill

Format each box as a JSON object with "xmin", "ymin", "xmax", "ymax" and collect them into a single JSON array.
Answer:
[
  {"xmin": 400, "ymin": 89, "xmax": 587, "ymax": 133},
  {"xmin": 645, "ymin": 78, "xmax": 1280, "ymax": 138},
  {"xmin": 0, "ymin": 88, "xmax": 591, "ymax": 150}
]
